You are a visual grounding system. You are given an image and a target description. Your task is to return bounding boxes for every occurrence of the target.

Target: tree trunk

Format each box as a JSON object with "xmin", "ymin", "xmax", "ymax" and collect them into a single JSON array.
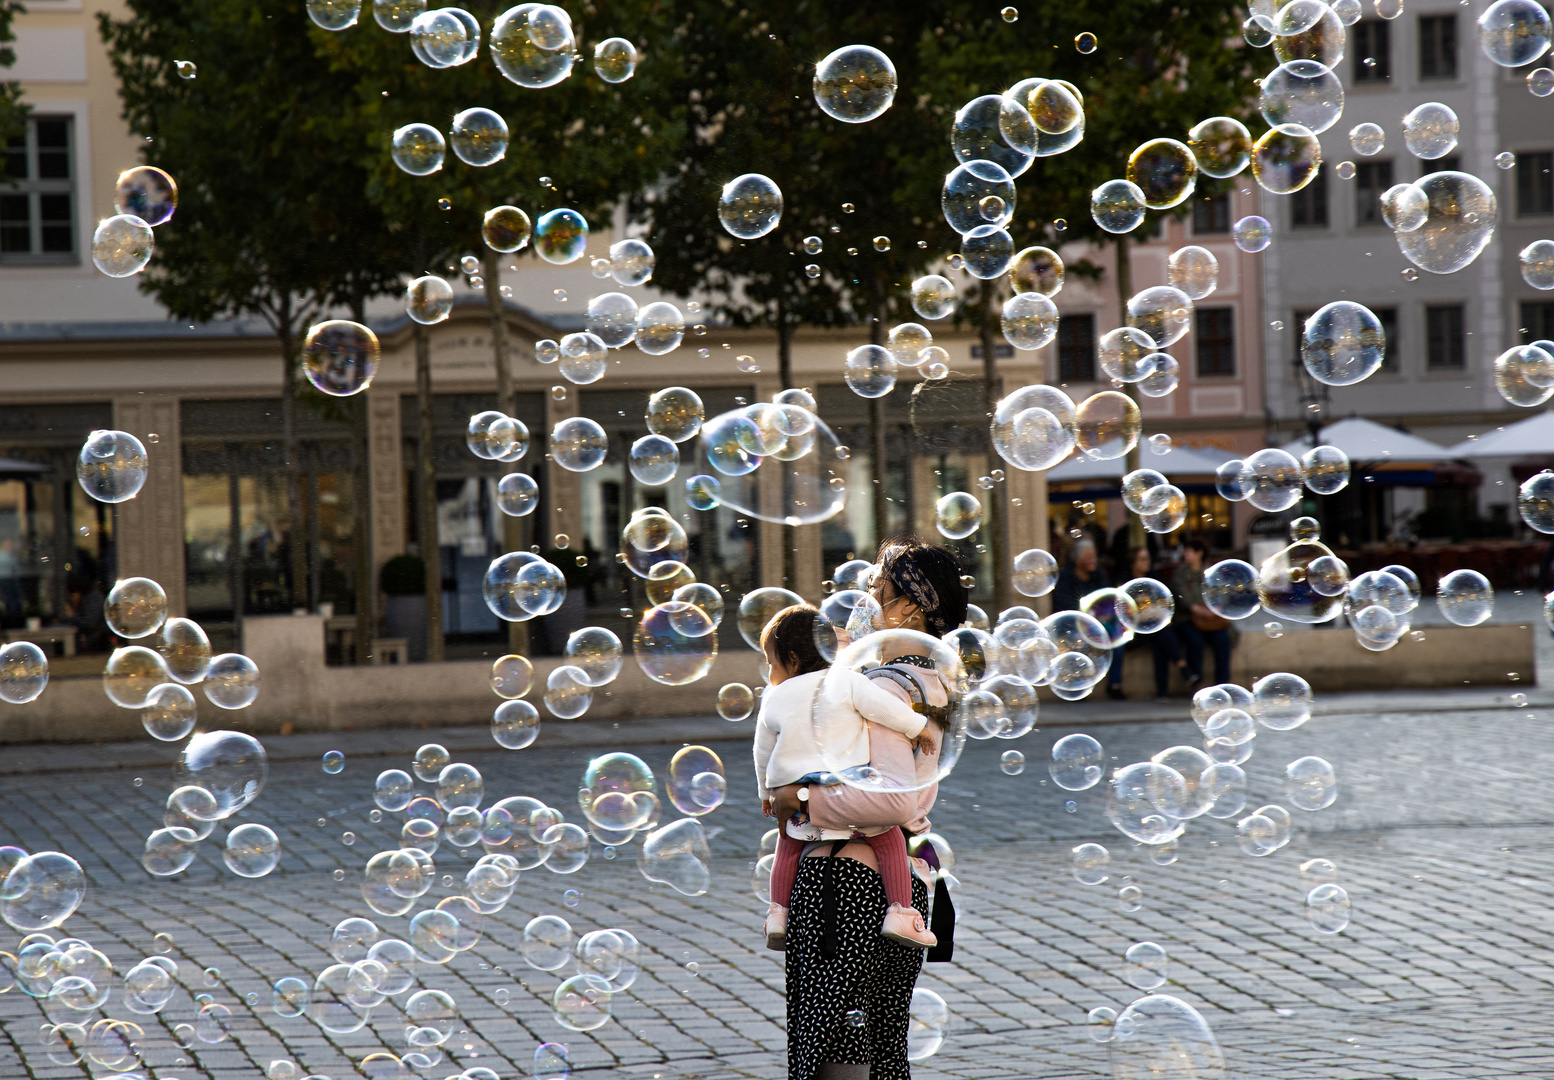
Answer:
[
  {"xmin": 349, "ymin": 295, "xmax": 374, "ymax": 666},
  {"xmin": 483, "ymin": 247, "xmax": 513, "ymax": 416},
  {"xmin": 777, "ymin": 308, "xmax": 797, "ymax": 591},
  {"xmin": 1116, "ymin": 235, "xmax": 1146, "ymax": 551},
  {"xmin": 867, "ymin": 315, "xmax": 889, "ymax": 551},
  {"xmin": 415, "ymin": 321, "xmax": 445, "ymax": 662},
  {"xmin": 978, "ymin": 279, "xmax": 1012, "ymax": 613},
  {"xmin": 279, "ymin": 295, "xmax": 308, "ymax": 611}
]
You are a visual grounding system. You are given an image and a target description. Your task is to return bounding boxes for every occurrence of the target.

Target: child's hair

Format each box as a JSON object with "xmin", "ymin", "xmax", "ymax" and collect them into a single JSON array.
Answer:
[{"xmin": 760, "ymin": 604, "xmax": 829, "ymax": 676}]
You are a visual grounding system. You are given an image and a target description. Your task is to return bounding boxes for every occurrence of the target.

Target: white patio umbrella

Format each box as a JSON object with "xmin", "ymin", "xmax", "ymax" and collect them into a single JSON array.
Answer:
[
  {"xmin": 1277, "ymin": 416, "xmax": 1455, "ymax": 462},
  {"xmin": 1045, "ymin": 442, "xmax": 1236, "ymax": 481},
  {"xmin": 1446, "ymin": 411, "xmax": 1554, "ymax": 458}
]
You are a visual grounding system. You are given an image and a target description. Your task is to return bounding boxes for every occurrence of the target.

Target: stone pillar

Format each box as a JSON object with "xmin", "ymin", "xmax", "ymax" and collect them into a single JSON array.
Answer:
[
  {"xmin": 369, "ymin": 390, "xmax": 405, "ymax": 569},
  {"xmin": 113, "ymin": 395, "xmax": 185, "ymax": 615}
]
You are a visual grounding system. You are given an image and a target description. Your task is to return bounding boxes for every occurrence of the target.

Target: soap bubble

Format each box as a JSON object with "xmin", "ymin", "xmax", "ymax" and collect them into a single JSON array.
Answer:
[
  {"xmin": 1232, "ymin": 214, "xmax": 1273, "ymax": 252},
  {"xmin": 638, "ymin": 818, "xmax": 712, "ymax": 896},
  {"xmin": 1252, "ymin": 671, "xmax": 1314, "ymax": 729},
  {"xmin": 1123, "ymin": 578, "xmax": 1175, "ymax": 633},
  {"xmin": 717, "ymin": 173, "xmax": 783, "ymax": 239},
  {"xmin": 1127, "ymin": 286, "xmax": 1193, "ymax": 348},
  {"xmin": 935, "ymin": 492, "xmax": 983, "ymax": 539},
  {"xmin": 1074, "ymin": 391, "xmax": 1141, "ymax": 460},
  {"xmin": 1522, "ymin": 240, "xmax": 1554, "ymax": 290},
  {"xmin": 115, "ymin": 165, "xmax": 177, "ymax": 226},
  {"xmin": 585, "ymin": 291, "xmax": 638, "ymax": 348},
  {"xmin": 309, "ymin": 0, "xmax": 359, "ymax": 29},
  {"xmin": 1437, "ymin": 568, "xmax": 1493, "ymax": 625},
  {"xmin": 1010, "ymin": 246, "xmax": 1065, "ymax": 297},
  {"xmin": 594, "ymin": 36, "xmax": 637, "ymax": 82},
  {"xmin": 1202, "ymin": 761, "xmax": 1249, "ymax": 818},
  {"xmin": 406, "ymin": 275, "xmax": 454, "ymax": 324},
  {"xmin": 175, "ymin": 730, "xmax": 267, "ymax": 817},
  {"xmin": 647, "ymin": 387, "xmax": 705, "ymax": 442},
  {"xmin": 78, "ymin": 429, "xmax": 148, "ymax": 503},
  {"xmin": 911, "ymin": 274, "xmax": 957, "ymax": 320},
  {"xmin": 1107, "ymin": 761, "xmax": 1186, "ymax": 845},
  {"xmin": 0, "ymin": 641, "xmax": 47, "ymax": 704},
  {"xmin": 496, "ymin": 472, "xmax": 538, "ymax": 517},
  {"xmin": 374, "ymin": 769, "xmax": 414, "ymax": 812},
  {"xmin": 1519, "ymin": 470, "xmax": 1554, "ymax": 532},
  {"xmin": 1091, "ymin": 179, "xmax": 1147, "ymax": 234},
  {"xmin": 1099, "ymin": 327, "xmax": 1156, "ymax": 382},
  {"xmin": 1024, "ymin": 80, "xmax": 1083, "ymax": 136},
  {"xmin": 1301, "ymin": 443, "xmax": 1351, "ymax": 493},
  {"xmin": 1259, "ymin": 60, "xmax": 1345, "ymax": 133},
  {"xmin": 372, "ymin": 0, "xmax": 424, "ymax": 32},
  {"xmin": 1244, "ymin": 447, "xmax": 1305, "ymax": 511},
  {"xmin": 124, "ymin": 962, "xmax": 177, "ymax": 1013},
  {"xmin": 204, "ymin": 652, "xmax": 260, "ymax": 709},
  {"xmin": 553, "ymin": 973, "xmax": 613, "ymax": 1031},
  {"xmin": 1109, "ymin": 995, "xmax": 1224, "ymax": 1077},
  {"xmin": 1088, "ymin": 1006, "xmax": 1118, "ymax": 1043},
  {"xmin": 390, "ymin": 123, "xmax": 444, "ymax": 175},
  {"xmin": 844, "ymin": 344, "xmax": 897, "ymax": 398},
  {"xmin": 1071, "ymin": 842, "xmax": 1110, "ymax": 885},
  {"xmin": 482, "ymin": 206, "xmax": 531, "ymax": 253},
  {"xmin": 1, "ymin": 852, "xmax": 84, "ymax": 931},
  {"xmin": 1127, "ymin": 139, "xmax": 1197, "ymax": 209},
  {"xmin": 812, "ymin": 44, "xmax": 897, "ymax": 123},
  {"xmin": 1001, "ymin": 292, "xmax": 1059, "ymax": 350},
  {"xmin": 1000, "ymin": 750, "xmax": 1025, "ymax": 775},
  {"xmin": 1495, "ymin": 344, "xmax": 1554, "ymax": 406},
  {"xmin": 410, "ymin": 7, "xmax": 470, "ymax": 67},
  {"xmin": 1188, "ymin": 116, "xmax": 1252, "ymax": 178},
  {"xmin": 951, "ymin": 94, "xmax": 1032, "ymax": 177},
  {"xmin": 943, "ymin": 160, "xmax": 1015, "ymax": 233},
  {"xmin": 1530, "ymin": 65, "xmax": 1554, "ymax": 94},
  {"xmin": 1274, "ymin": 0, "xmax": 1345, "ymax": 67},
  {"xmin": 1012, "ymin": 548, "xmax": 1058, "ymax": 597},
  {"xmin": 635, "ymin": 301, "xmax": 685, "ymax": 355},
  {"xmin": 668, "ymin": 746, "xmax": 725, "ymax": 815},
  {"xmin": 535, "ymin": 208, "xmax": 589, "ymax": 265},
  {"xmin": 1403, "ymin": 102, "xmax": 1459, "ymax": 159},
  {"xmin": 490, "ymin": 3, "xmax": 575, "ymax": 88},
  {"xmin": 1167, "ymin": 245, "xmax": 1219, "ymax": 300},
  {"xmin": 105, "ymin": 645, "xmax": 171, "ymax": 707},
  {"xmin": 1200, "ymin": 559, "xmax": 1259, "ymax": 620},
  {"xmin": 223, "ymin": 823, "xmax": 280, "ymax": 878},
  {"xmin": 1138, "ymin": 353, "xmax": 1179, "ymax": 397},
  {"xmin": 551, "ymin": 417, "xmax": 608, "ymax": 472},
  {"xmin": 142, "ymin": 826, "xmax": 199, "ymax": 875},
  {"xmin": 1349, "ymin": 121, "xmax": 1385, "ymax": 156},
  {"xmin": 1302, "ymin": 301, "xmax": 1386, "ymax": 386},
  {"xmin": 1253, "ymin": 123, "xmax": 1323, "ymax": 195},
  {"xmin": 303, "ymin": 320, "xmax": 378, "ymax": 397},
  {"xmin": 907, "ymin": 988, "xmax": 949, "ymax": 1060},
  {"xmin": 717, "ymin": 683, "xmax": 754, "ymax": 721},
  {"xmin": 1123, "ymin": 941, "xmax": 1168, "ymax": 990},
  {"xmin": 1307, "ymin": 883, "xmax": 1351, "ymax": 933},
  {"xmin": 492, "ymin": 700, "xmax": 540, "ymax": 750},
  {"xmin": 962, "ymin": 224, "xmax": 1014, "ymax": 278},
  {"xmin": 92, "ymin": 214, "xmax": 154, "ymax": 277},
  {"xmin": 1285, "ymin": 755, "xmax": 1338, "ymax": 811},
  {"xmin": 1479, "ymin": 0, "xmax": 1550, "ymax": 66},
  {"xmin": 737, "ymin": 588, "xmax": 804, "ymax": 650},
  {"xmin": 1049, "ymin": 733, "xmax": 1104, "ymax": 790},
  {"xmin": 449, "ymin": 107, "xmax": 507, "ymax": 166}
]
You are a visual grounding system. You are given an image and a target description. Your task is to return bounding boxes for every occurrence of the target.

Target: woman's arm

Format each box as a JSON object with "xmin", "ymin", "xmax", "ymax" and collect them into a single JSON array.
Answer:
[{"xmin": 801, "ymin": 722, "xmax": 920, "ymax": 829}]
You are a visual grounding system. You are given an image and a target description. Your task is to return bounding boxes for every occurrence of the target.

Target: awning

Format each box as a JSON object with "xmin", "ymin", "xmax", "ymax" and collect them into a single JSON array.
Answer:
[
  {"xmin": 1447, "ymin": 411, "xmax": 1554, "ymax": 459},
  {"xmin": 1277, "ymin": 416, "xmax": 1455, "ymax": 462},
  {"xmin": 1044, "ymin": 442, "xmax": 1237, "ymax": 482}
]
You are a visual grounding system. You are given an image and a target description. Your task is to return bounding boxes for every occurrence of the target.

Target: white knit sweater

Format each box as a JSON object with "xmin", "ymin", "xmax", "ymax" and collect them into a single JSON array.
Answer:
[{"xmin": 752, "ymin": 669, "xmax": 927, "ymax": 799}]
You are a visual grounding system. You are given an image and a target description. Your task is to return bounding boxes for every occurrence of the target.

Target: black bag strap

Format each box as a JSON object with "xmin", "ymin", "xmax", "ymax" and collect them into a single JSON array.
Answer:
[{"xmin": 818, "ymin": 839, "xmax": 850, "ymax": 959}]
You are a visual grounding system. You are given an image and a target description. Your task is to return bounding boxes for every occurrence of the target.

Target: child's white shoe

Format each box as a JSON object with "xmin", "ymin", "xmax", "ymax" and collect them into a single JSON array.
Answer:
[
  {"xmin": 765, "ymin": 904, "xmax": 788, "ymax": 951},
  {"xmin": 881, "ymin": 903, "xmax": 936, "ymax": 949}
]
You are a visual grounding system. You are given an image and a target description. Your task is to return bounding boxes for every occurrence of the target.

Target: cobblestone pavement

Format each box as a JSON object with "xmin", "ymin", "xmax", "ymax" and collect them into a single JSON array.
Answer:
[{"xmin": 4, "ymin": 697, "xmax": 1554, "ymax": 1080}]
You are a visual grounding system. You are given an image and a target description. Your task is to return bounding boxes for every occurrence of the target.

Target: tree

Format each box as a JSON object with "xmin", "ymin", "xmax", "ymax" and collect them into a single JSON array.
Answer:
[
  {"xmin": 100, "ymin": 0, "xmax": 407, "ymax": 627},
  {"xmin": 0, "ymin": 0, "xmax": 27, "ymax": 144}
]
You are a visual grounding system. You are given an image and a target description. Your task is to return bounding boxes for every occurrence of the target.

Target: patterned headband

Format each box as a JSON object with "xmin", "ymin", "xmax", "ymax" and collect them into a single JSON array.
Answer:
[{"xmin": 886, "ymin": 552, "xmax": 950, "ymax": 636}]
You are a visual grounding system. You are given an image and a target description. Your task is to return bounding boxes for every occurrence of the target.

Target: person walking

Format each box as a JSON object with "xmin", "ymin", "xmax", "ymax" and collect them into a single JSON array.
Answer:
[{"xmin": 1173, "ymin": 538, "xmax": 1232, "ymax": 687}]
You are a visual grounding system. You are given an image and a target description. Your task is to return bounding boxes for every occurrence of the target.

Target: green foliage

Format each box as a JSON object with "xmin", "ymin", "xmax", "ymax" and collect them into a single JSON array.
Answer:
[{"xmin": 0, "ymin": 0, "xmax": 27, "ymax": 151}]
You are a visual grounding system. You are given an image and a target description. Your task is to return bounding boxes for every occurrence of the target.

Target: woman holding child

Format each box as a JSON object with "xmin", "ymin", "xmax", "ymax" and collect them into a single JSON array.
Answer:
[{"xmin": 752, "ymin": 536, "xmax": 968, "ymax": 1080}]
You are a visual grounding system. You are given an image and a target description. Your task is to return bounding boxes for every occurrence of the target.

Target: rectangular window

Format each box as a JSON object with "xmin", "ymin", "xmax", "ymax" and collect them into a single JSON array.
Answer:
[
  {"xmin": 1422, "ymin": 154, "xmax": 1459, "ymax": 178},
  {"xmin": 1419, "ymin": 15, "xmax": 1457, "ymax": 79},
  {"xmin": 1353, "ymin": 19, "xmax": 1391, "ymax": 81},
  {"xmin": 0, "ymin": 115, "xmax": 75, "ymax": 263},
  {"xmin": 1522, "ymin": 301, "xmax": 1554, "ymax": 343},
  {"xmin": 1192, "ymin": 191, "xmax": 1230, "ymax": 234},
  {"xmin": 1196, "ymin": 307, "xmax": 1236, "ymax": 377},
  {"xmin": 1058, "ymin": 313, "xmax": 1096, "ymax": 382},
  {"xmin": 1291, "ymin": 164, "xmax": 1328, "ymax": 227},
  {"xmin": 1354, "ymin": 160, "xmax": 1393, "ymax": 225},
  {"xmin": 1375, "ymin": 306, "xmax": 1398, "ymax": 370},
  {"xmin": 1426, "ymin": 304, "xmax": 1465, "ymax": 369},
  {"xmin": 1517, "ymin": 151, "xmax": 1554, "ymax": 216}
]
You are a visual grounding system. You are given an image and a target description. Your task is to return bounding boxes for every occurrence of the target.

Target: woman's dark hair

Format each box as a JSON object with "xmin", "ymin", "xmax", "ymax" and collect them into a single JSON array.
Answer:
[
  {"xmin": 760, "ymin": 604, "xmax": 829, "ymax": 676},
  {"xmin": 876, "ymin": 535, "xmax": 969, "ymax": 638},
  {"xmin": 1183, "ymin": 537, "xmax": 1208, "ymax": 556}
]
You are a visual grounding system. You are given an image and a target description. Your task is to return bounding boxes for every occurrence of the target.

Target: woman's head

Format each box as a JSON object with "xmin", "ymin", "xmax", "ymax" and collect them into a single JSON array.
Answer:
[
  {"xmin": 1182, "ymin": 537, "xmax": 1207, "ymax": 569},
  {"xmin": 1130, "ymin": 546, "xmax": 1152, "ymax": 578},
  {"xmin": 1071, "ymin": 538, "xmax": 1098, "ymax": 573},
  {"xmin": 760, "ymin": 603, "xmax": 827, "ymax": 681},
  {"xmin": 871, "ymin": 535, "xmax": 969, "ymax": 638}
]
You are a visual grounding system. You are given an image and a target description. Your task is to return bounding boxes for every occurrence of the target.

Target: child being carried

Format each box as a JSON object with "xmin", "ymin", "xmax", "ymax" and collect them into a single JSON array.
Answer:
[{"xmin": 752, "ymin": 604, "xmax": 936, "ymax": 952}]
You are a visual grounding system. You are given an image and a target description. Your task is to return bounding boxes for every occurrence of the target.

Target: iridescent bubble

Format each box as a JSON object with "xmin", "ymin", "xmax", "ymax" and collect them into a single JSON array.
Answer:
[
  {"xmin": 534, "ymin": 208, "xmax": 589, "ymax": 265},
  {"xmin": 1202, "ymin": 559, "xmax": 1261, "ymax": 620},
  {"xmin": 1074, "ymin": 391, "xmax": 1141, "ymax": 460},
  {"xmin": 1139, "ymin": 353, "xmax": 1179, "ymax": 397},
  {"xmin": 1392, "ymin": 170, "xmax": 1498, "ymax": 273},
  {"xmin": 1478, "ymin": 0, "xmax": 1551, "ymax": 67},
  {"xmin": 104, "ymin": 645, "xmax": 171, "ymax": 708},
  {"xmin": 1126, "ymin": 138, "xmax": 1197, "ymax": 209},
  {"xmin": 1273, "ymin": 0, "xmax": 1345, "ymax": 68},
  {"xmin": 406, "ymin": 275, "xmax": 454, "ymax": 324},
  {"xmin": 77, "ymin": 429, "xmax": 147, "ymax": 503},
  {"xmin": 844, "ymin": 343, "xmax": 897, "ymax": 398},
  {"xmin": 175, "ymin": 730, "xmax": 267, "ymax": 817},
  {"xmin": 910, "ymin": 274, "xmax": 957, "ymax": 320},
  {"xmin": 203, "ymin": 652, "xmax": 260, "ymax": 709},
  {"xmin": 1, "ymin": 851, "xmax": 85, "ymax": 930},
  {"xmin": 634, "ymin": 603, "xmax": 717, "ymax": 685},
  {"xmin": 0, "ymin": 641, "xmax": 47, "ymax": 704},
  {"xmin": 1167, "ymin": 246, "xmax": 1218, "ymax": 300},
  {"xmin": 302, "ymin": 320, "xmax": 378, "ymax": 397},
  {"xmin": 410, "ymin": 7, "xmax": 469, "ymax": 68},
  {"xmin": 584, "ymin": 291, "xmax": 637, "ymax": 348},
  {"xmin": 1232, "ymin": 214, "xmax": 1273, "ymax": 252},
  {"xmin": 718, "ymin": 173, "xmax": 783, "ymax": 239},
  {"xmin": 1437, "ymin": 568, "xmax": 1493, "ymax": 625},
  {"xmin": 812, "ymin": 45, "xmax": 897, "ymax": 123},
  {"xmin": 1402, "ymin": 102, "xmax": 1459, "ymax": 159},
  {"xmin": 1010, "ymin": 246, "xmax": 1064, "ymax": 296},
  {"xmin": 635, "ymin": 301, "xmax": 685, "ymax": 355},
  {"xmin": 92, "ymin": 214, "xmax": 154, "ymax": 277},
  {"xmin": 1252, "ymin": 123, "xmax": 1322, "ymax": 193},
  {"xmin": 1519, "ymin": 470, "xmax": 1554, "ymax": 532},
  {"xmin": 115, "ymin": 166, "xmax": 177, "ymax": 227},
  {"xmin": 951, "ymin": 94, "xmax": 1034, "ymax": 178},
  {"xmin": 549, "ymin": 417, "xmax": 607, "ymax": 472},
  {"xmin": 1127, "ymin": 286, "xmax": 1193, "ymax": 348},
  {"xmin": 480, "ymin": 205, "xmax": 531, "ymax": 254},
  {"xmin": 1529, "ymin": 66, "xmax": 1554, "ymax": 94},
  {"xmin": 646, "ymin": 387, "xmax": 704, "ymax": 443},
  {"xmin": 942, "ymin": 160, "xmax": 1015, "ymax": 233},
  {"xmin": 935, "ymin": 492, "xmax": 983, "ymax": 540},
  {"xmin": 593, "ymin": 36, "xmax": 638, "ymax": 82},
  {"xmin": 1259, "ymin": 60, "xmax": 1345, "ymax": 133},
  {"xmin": 390, "ymin": 123, "xmax": 444, "ymax": 176},
  {"xmin": 1091, "ymin": 179, "xmax": 1147, "ymax": 233},
  {"xmin": 1495, "ymin": 344, "xmax": 1554, "ymax": 407},
  {"xmin": 1012, "ymin": 548, "xmax": 1058, "ymax": 597},
  {"xmin": 490, "ymin": 3, "xmax": 575, "ymax": 88},
  {"xmin": 1188, "ymin": 116, "xmax": 1253, "ymax": 178}
]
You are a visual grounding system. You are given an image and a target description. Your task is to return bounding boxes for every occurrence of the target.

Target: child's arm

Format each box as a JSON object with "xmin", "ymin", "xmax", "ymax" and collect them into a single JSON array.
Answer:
[
  {"xmin": 849, "ymin": 672, "xmax": 927, "ymax": 739},
  {"xmin": 752, "ymin": 698, "xmax": 778, "ymax": 800}
]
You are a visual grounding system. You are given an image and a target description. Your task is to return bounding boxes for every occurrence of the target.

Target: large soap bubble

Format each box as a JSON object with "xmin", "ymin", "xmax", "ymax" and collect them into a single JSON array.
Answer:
[
  {"xmin": 449, "ymin": 107, "xmax": 507, "ymax": 166},
  {"xmin": 1285, "ymin": 755, "xmax": 1338, "ymax": 810},
  {"xmin": 92, "ymin": 214, "xmax": 154, "ymax": 277},
  {"xmin": 634, "ymin": 604, "xmax": 717, "ymax": 685},
  {"xmin": 1202, "ymin": 559, "xmax": 1261, "ymax": 619},
  {"xmin": 1, "ymin": 852, "xmax": 85, "ymax": 931},
  {"xmin": 992, "ymin": 384, "xmax": 1077, "ymax": 470},
  {"xmin": 1244, "ymin": 447, "xmax": 1304, "ymax": 511},
  {"xmin": 1399, "ymin": 175, "xmax": 1496, "ymax": 274},
  {"xmin": 1074, "ymin": 392, "xmax": 1141, "ymax": 460},
  {"xmin": 1049, "ymin": 733, "xmax": 1104, "ymax": 790},
  {"xmin": 943, "ymin": 160, "xmax": 1015, "ymax": 233},
  {"xmin": 105, "ymin": 645, "xmax": 171, "ymax": 708},
  {"xmin": 174, "ymin": 730, "xmax": 268, "ymax": 818},
  {"xmin": 1302, "ymin": 301, "xmax": 1386, "ymax": 386},
  {"xmin": 691, "ymin": 408, "xmax": 845, "ymax": 526},
  {"xmin": 812, "ymin": 45, "xmax": 897, "ymax": 123},
  {"xmin": 0, "ymin": 641, "xmax": 48, "ymax": 704},
  {"xmin": 553, "ymin": 973, "xmax": 613, "ymax": 1031},
  {"xmin": 1091, "ymin": 179, "xmax": 1146, "ymax": 233},
  {"xmin": 1109, "ymin": 995, "xmax": 1224, "ymax": 1079},
  {"xmin": 1187, "ymin": 116, "xmax": 1252, "ymax": 178},
  {"xmin": 78, "ymin": 429, "xmax": 147, "ymax": 504},
  {"xmin": 737, "ymin": 587, "xmax": 804, "ymax": 650},
  {"xmin": 115, "ymin": 165, "xmax": 178, "ymax": 226},
  {"xmin": 1403, "ymin": 101, "xmax": 1459, "ymax": 159},
  {"xmin": 1252, "ymin": 123, "xmax": 1322, "ymax": 193},
  {"xmin": 717, "ymin": 173, "xmax": 783, "ymax": 240},
  {"xmin": 667, "ymin": 745, "xmax": 725, "ymax": 815},
  {"xmin": 1126, "ymin": 138, "xmax": 1197, "ymax": 209},
  {"xmin": 1437, "ymin": 568, "xmax": 1493, "ymax": 625},
  {"xmin": 951, "ymin": 94, "xmax": 1033, "ymax": 178},
  {"xmin": 1479, "ymin": 0, "xmax": 1552, "ymax": 66},
  {"xmin": 204, "ymin": 652, "xmax": 260, "ymax": 708},
  {"xmin": 303, "ymin": 320, "xmax": 379, "ymax": 397},
  {"xmin": 1126, "ymin": 286, "xmax": 1193, "ymax": 348},
  {"xmin": 1259, "ymin": 60, "xmax": 1344, "ymax": 133},
  {"xmin": 637, "ymin": 818, "xmax": 712, "ymax": 896},
  {"xmin": 1258, "ymin": 540, "xmax": 1345, "ymax": 623},
  {"xmin": 490, "ymin": 3, "xmax": 575, "ymax": 88},
  {"xmin": 1105, "ymin": 762, "xmax": 1186, "ymax": 845}
]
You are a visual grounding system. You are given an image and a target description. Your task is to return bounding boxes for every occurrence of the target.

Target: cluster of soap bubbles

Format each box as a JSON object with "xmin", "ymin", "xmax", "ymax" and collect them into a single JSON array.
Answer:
[
  {"xmin": 1215, "ymin": 446, "xmax": 1350, "ymax": 509},
  {"xmin": 93, "ymin": 166, "xmax": 178, "ymax": 278}
]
